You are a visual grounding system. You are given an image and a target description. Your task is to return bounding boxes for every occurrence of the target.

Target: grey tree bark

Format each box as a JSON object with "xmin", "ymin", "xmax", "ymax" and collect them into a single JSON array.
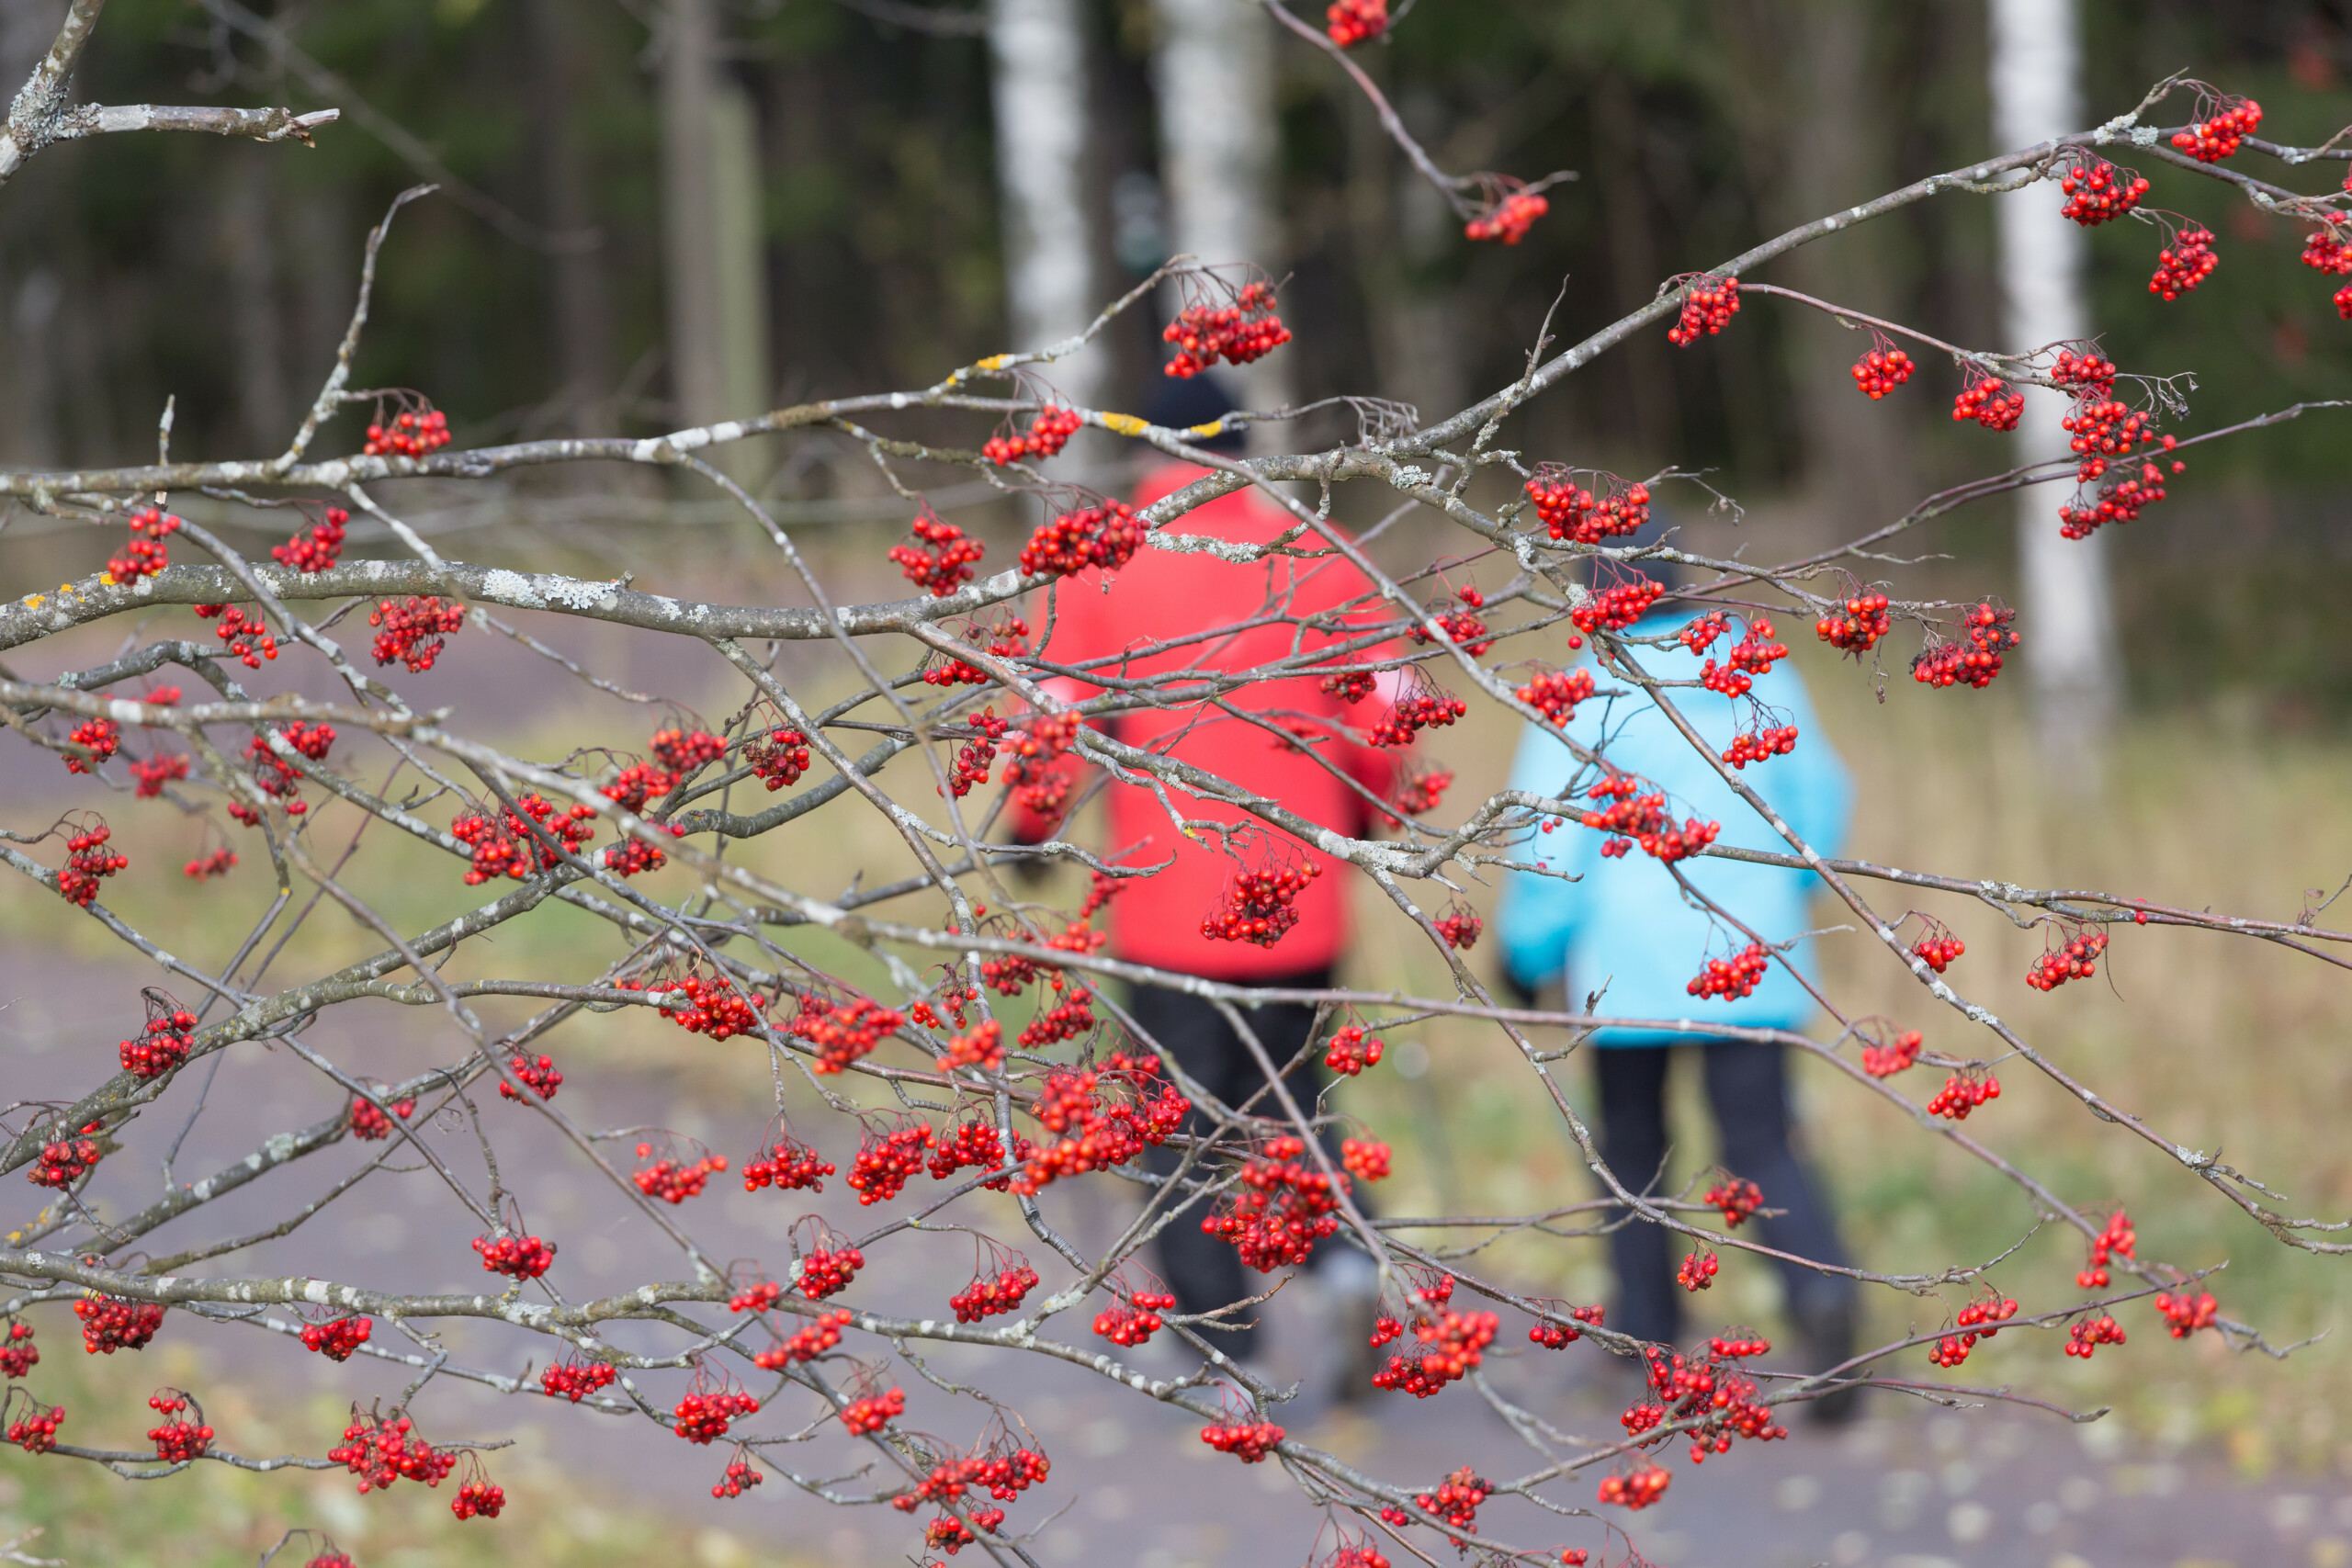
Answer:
[
  {"xmin": 986, "ymin": 0, "xmax": 1104, "ymax": 411},
  {"xmin": 1149, "ymin": 0, "xmax": 1290, "ymax": 422},
  {"xmin": 660, "ymin": 0, "xmax": 771, "ymax": 478},
  {"xmin": 1990, "ymin": 0, "xmax": 2117, "ymax": 766}
]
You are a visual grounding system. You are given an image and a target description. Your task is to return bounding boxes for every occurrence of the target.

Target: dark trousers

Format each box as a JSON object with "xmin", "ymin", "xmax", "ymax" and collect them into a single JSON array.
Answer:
[
  {"xmin": 1595, "ymin": 1041, "xmax": 1855, "ymax": 1352},
  {"xmin": 1125, "ymin": 970, "xmax": 1354, "ymax": 1357}
]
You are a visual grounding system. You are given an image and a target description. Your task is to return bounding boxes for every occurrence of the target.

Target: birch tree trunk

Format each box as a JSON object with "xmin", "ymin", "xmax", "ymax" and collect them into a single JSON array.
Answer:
[
  {"xmin": 987, "ymin": 0, "xmax": 1104, "ymax": 411},
  {"xmin": 1149, "ymin": 0, "xmax": 1290, "ymax": 421},
  {"xmin": 1990, "ymin": 0, "xmax": 2117, "ymax": 765}
]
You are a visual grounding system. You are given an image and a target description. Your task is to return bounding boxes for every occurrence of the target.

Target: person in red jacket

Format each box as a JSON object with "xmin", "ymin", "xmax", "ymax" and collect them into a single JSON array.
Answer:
[{"xmin": 1010, "ymin": 376, "xmax": 1396, "ymax": 1370}]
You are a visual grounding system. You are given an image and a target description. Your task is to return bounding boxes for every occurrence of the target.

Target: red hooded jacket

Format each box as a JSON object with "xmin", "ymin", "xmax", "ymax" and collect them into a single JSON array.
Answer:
[{"xmin": 1011, "ymin": 465, "xmax": 1402, "ymax": 981}]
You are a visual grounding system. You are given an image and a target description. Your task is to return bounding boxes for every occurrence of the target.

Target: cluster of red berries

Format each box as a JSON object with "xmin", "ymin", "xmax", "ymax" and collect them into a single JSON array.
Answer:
[
  {"xmin": 786, "ymin": 991, "xmax": 903, "ymax": 1081},
  {"xmin": 2027, "ymin": 928, "xmax": 2109, "ymax": 991},
  {"xmin": 1851, "ymin": 344, "xmax": 1914, "ymax": 399},
  {"xmin": 2078, "ymin": 1209, "xmax": 2136, "ymax": 1288},
  {"xmin": 1517, "ymin": 667, "xmax": 1596, "ymax": 726},
  {"xmin": 363, "ymin": 406, "xmax": 451, "ymax": 457},
  {"xmin": 1397, "ymin": 1466, "xmax": 1495, "ymax": 1531},
  {"xmin": 950, "ymin": 1260, "xmax": 1041, "ymax": 1322},
  {"xmin": 729, "ymin": 1281, "xmax": 785, "ymax": 1314},
  {"xmin": 841, "ymin": 1385, "xmax": 906, "ymax": 1436},
  {"xmin": 2059, "ymin": 156, "xmax": 2150, "ymax": 226},
  {"xmin": 673, "ymin": 1382, "xmax": 760, "ymax": 1444},
  {"xmin": 2061, "ymin": 454, "xmax": 2178, "ymax": 537},
  {"xmin": 712, "ymin": 1451, "xmax": 763, "ymax": 1499},
  {"xmin": 634, "ymin": 1145, "xmax": 729, "ymax": 1204},
  {"xmin": 30, "ymin": 1122, "xmax": 104, "ymax": 1189},
  {"xmin": 1711, "ymin": 1329, "xmax": 1771, "ymax": 1359},
  {"xmin": 472, "ymin": 1231, "xmax": 557, "ymax": 1280},
  {"xmin": 450, "ymin": 1474, "xmax": 506, "ymax": 1520},
  {"xmin": 184, "ymin": 846, "xmax": 236, "ymax": 880},
  {"xmin": 1928, "ymin": 1292, "xmax": 2019, "ymax": 1368},
  {"xmin": 1816, "ymin": 590, "xmax": 1892, "ymax": 653},
  {"xmin": 328, "ymin": 1407, "xmax": 454, "ymax": 1494},
  {"xmin": 1524, "ymin": 469, "xmax": 1652, "ymax": 545},
  {"xmin": 1411, "ymin": 593, "xmax": 1493, "ymax": 656},
  {"xmin": 935, "ymin": 1017, "xmax": 1004, "ymax": 1076},
  {"xmin": 1319, "ymin": 1539, "xmax": 1394, "ymax": 1568},
  {"xmin": 1325, "ymin": 1023, "xmax": 1385, "ymax": 1076},
  {"xmin": 797, "ymin": 1235, "xmax": 869, "ymax": 1300},
  {"xmin": 2063, "ymin": 396, "xmax": 2156, "ymax": 469},
  {"xmin": 368, "ymin": 595, "xmax": 465, "ymax": 673},
  {"xmin": 1324, "ymin": 0, "xmax": 1386, "ymax": 45},
  {"xmin": 1201, "ymin": 1417, "xmax": 1285, "ymax": 1462},
  {"xmin": 1464, "ymin": 190, "xmax": 1548, "ymax": 245},
  {"xmin": 272, "ymin": 507, "xmax": 349, "ymax": 573},
  {"xmin": 59, "ymin": 821, "xmax": 128, "ymax": 906},
  {"xmin": 1434, "ymin": 906, "xmax": 1482, "ymax": 950},
  {"xmin": 305, "ymin": 1552, "xmax": 356, "ymax": 1568},
  {"xmin": 753, "ymin": 1307, "xmax": 854, "ymax": 1369},
  {"xmin": 2156, "ymin": 1289, "xmax": 2219, "ymax": 1337},
  {"xmin": 499, "ymin": 1053, "xmax": 562, "ymax": 1102},
  {"xmin": 999, "ymin": 711, "xmax": 1082, "ymax": 818},
  {"xmin": 742, "ymin": 1134, "xmax": 834, "ymax": 1194},
  {"xmin": 1579, "ymin": 774, "xmax": 1720, "ymax": 863},
  {"xmin": 1635, "ymin": 1343, "xmax": 1787, "ymax": 1462},
  {"xmin": 1094, "ymin": 1287, "xmax": 1179, "ymax": 1347},
  {"xmin": 147, "ymin": 1390, "xmax": 214, "ymax": 1462},
  {"xmin": 1599, "ymin": 1466, "xmax": 1672, "ymax": 1509},
  {"xmin": 6, "ymin": 1397, "xmax": 64, "ymax": 1453},
  {"xmin": 1678, "ymin": 1250, "xmax": 1720, "ymax": 1291},
  {"xmin": 1724, "ymin": 725, "xmax": 1798, "ymax": 768},
  {"xmin": 1203, "ymin": 1134, "xmax": 1347, "ymax": 1272},
  {"xmin": 1668, "ymin": 276, "xmax": 1740, "ymax": 345},
  {"xmin": 347, "ymin": 1091, "xmax": 415, "ymax": 1140},
  {"xmin": 1914, "ymin": 599, "xmax": 2020, "ymax": 690},
  {"xmin": 622, "ymin": 971, "xmax": 765, "ymax": 1041},
  {"xmin": 1, "ymin": 1322, "xmax": 37, "ymax": 1378},
  {"xmin": 131, "ymin": 752, "xmax": 191, "ymax": 797},
  {"xmin": 848, "ymin": 1119, "xmax": 940, "ymax": 1203},
  {"xmin": 450, "ymin": 794, "xmax": 595, "ymax": 883},
  {"xmin": 930, "ymin": 1118, "xmax": 1031, "ymax": 1190},
  {"xmin": 62, "ymin": 716, "xmax": 119, "ymax": 774},
  {"xmin": 1952, "ymin": 375, "xmax": 2025, "ymax": 431},
  {"xmin": 1686, "ymin": 943, "xmax": 1770, "ymax": 1001},
  {"xmin": 1912, "ymin": 924, "xmax": 1965, "ymax": 973},
  {"xmin": 301, "ymin": 1315, "xmax": 372, "ymax": 1361},
  {"xmin": 1571, "ymin": 578, "xmax": 1664, "ymax": 636},
  {"xmin": 1164, "ymin": 281, "xmax": 1290, "ymax": 378},
  {"xmin": 1018, "ymin": 981, "xmax": 1096, "ymax": 1051},
  {"xmin": 192, "ymin": 603, "xmax": 278, "ymax": 667},
  {"xmin": 1010, "ymin": 1060, "xmax": 1186, "ymax": 1197},
  {"xmin": 1372, "ymin": 1309, "xmax": 1498, "ymax": 1398},
  {"xmin": 1527, "ymin": 1303, "xmax": 1606, "ymax": 1348},
  {"xmin": 2301, "ymin": 226, "xmax": 2352, "ymax": 319},
  {"xmin": 1369, "ymin": 688, "xmax": 1467, "ymax": 747},
  {"xmin": 107, "ymin": 506, "xmax": 181, "ymax": 582},
  {"xmin": 1319, "ymin": 666, "xmax": 1378, "ymax": 704},
  {"xmin": 2150, "ymin": 227, "xmax": 2219, "ymax": 300},
  {"xmin": 2051, "ymin": 346, "xmax": 2119, "ymax": 395},
  {"xmin": 2171, "ymin": 96, "xmax": 2260, "ymax": 161},
  {"xmin": 1704, "ymin": 1175, "xmax": 1763, "ymax": 1227},
  {"xmin": 2065, "ymin": 1314, "xmax": 2128, "ymax": 1359},
  {"xmin": 983, "ymin": 404, "xmax": 1081, "ymax": 466},
  {"xmin": 1021, "ymin": 500, "xmax": 1145, "ymax": 578},
  {"xmin": 1926, "ymin": 1072, "xmax": 2000, "ymax": 1121},
  {"xmin": 890, "ymin": 514, "xmax": 987, "ymax": 597},
  {"xmin": 745, "ymin": 725, "xmax": 811, "ymax": 791},
  {"xmin": 1340, "ymin": 1136, "xmax": 1391, "ymax": 1181},
  {"xmin": 1203, "ymin": 863, "xmax": 1320, "ymax": 947}
]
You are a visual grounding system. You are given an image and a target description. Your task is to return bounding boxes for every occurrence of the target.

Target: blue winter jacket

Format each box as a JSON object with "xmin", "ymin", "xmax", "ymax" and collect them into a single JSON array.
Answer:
[{"xmin": 1497, "ymin": 626, "xmax": 1852, "ymax": 1045}]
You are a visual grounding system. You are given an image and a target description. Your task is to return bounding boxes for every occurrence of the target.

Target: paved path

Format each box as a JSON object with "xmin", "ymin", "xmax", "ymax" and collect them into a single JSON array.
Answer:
[{"xmin": 4, "ymin": 951, "xmax": 2337, "ymax": 1568}]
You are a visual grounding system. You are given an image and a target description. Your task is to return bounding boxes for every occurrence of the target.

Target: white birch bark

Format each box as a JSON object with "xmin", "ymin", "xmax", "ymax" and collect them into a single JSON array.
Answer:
[
  {"xmin": 1149, "ymin": 0, "xmax": 1290, "ymax": 419},
  {"xmin": 1990, "ymin": 0, "xmax": 2118, "ymax": 764},
  {"xmin": 987, "ymin": 0, "xmax": 1103, "ymax": 411}
]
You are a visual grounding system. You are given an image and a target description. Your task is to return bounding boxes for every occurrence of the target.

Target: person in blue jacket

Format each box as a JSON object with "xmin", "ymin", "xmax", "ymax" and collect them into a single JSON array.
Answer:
[{"xmin": 1498, "ymin": 601, "xmax": 1860, "ymax": 1414}]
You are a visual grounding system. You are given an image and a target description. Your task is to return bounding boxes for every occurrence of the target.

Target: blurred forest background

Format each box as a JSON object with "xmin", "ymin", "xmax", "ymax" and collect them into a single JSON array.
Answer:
[
  {"xmin": 9, "ymin": 4, "xmax": 2352, "ymax": 1564},
  {"xmin": 2, "ymin": 0, "xmax": 2350, "ymax": 707}
]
